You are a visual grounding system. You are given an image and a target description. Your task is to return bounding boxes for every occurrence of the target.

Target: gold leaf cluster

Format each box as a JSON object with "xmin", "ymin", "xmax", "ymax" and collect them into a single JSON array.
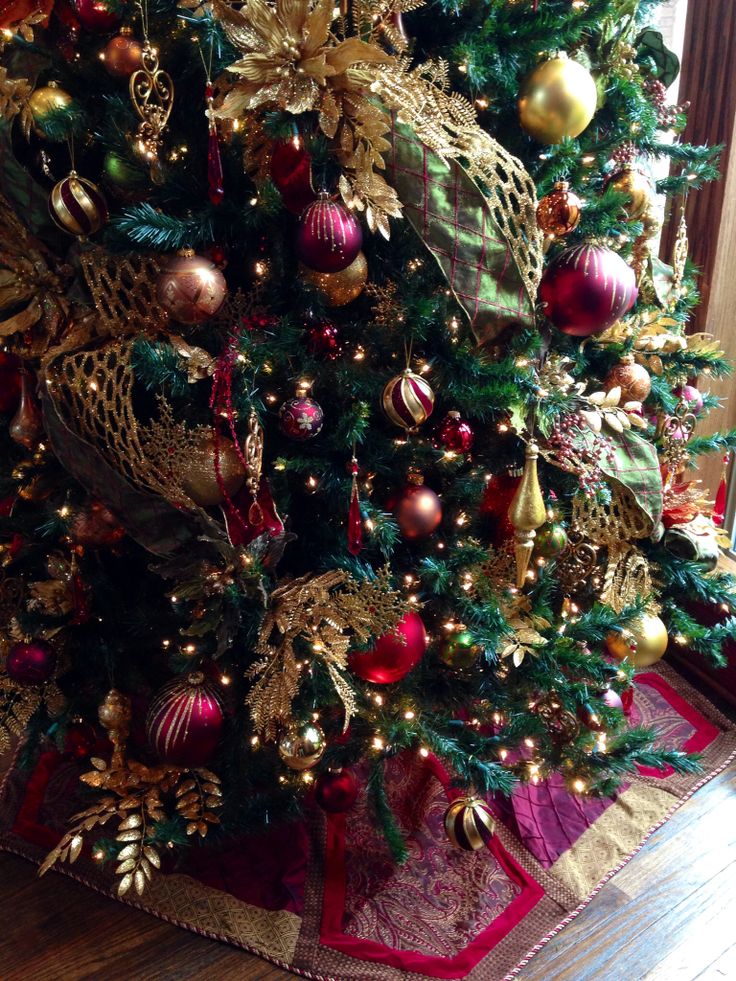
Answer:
[{"xmin": 246, "ymin": 567, "xmax": 407, "ymax": 738}]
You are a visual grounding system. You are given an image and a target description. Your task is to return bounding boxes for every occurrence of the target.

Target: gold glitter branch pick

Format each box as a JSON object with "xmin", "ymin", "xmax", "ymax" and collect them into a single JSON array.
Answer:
[
  {"xmin": 244, "ymin": 408, "xmax": 264, "ymax": 524},
  {"xmin": 130, "ymin": 0, "xmax": 173, "ymax": 183}
]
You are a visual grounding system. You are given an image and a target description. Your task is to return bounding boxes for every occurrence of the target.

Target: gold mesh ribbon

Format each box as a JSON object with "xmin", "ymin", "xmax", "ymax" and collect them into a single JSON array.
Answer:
[
  {"xmin": 79, "ymin": 249, "xmax": 168, "ymax": 336},
  {"xmin": 572, "ymin": 484, "xmax": 653, "ymax": 546}
]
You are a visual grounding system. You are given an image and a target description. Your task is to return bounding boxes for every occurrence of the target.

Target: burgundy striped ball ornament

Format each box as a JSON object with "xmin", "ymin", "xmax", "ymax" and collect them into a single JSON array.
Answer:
[
  {"xmin": 444, "ymin": 796, "xmax": 496, "ymax": 851},
  {"xmin": 296, "ymin": 194, "xmax": 363, "ymax": 273},
  {"xmin": 49, "ymin": 171, "xmax": 108, "ymax": 238},
  {"xmin": 382, "ymin": 368, "xmax": 435, "ymax": 430},
  {"xmin": 146, "ymin": 671, "xmax": 224, "ymax": 768}
]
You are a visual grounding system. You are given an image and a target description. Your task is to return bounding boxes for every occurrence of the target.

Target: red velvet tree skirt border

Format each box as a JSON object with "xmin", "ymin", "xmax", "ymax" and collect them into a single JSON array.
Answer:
[{"xmin": 1, "ymin": 662, "xmax": 735, "ymax": 981}]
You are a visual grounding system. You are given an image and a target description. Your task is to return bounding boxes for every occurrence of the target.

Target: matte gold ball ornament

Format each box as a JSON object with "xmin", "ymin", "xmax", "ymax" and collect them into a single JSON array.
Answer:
[
  {"xmin": 518, "ymin": 54, "xmax": 598, "ymax": 145},
  {"xmin": 299, "ymin": 251, "xmax": 368, "ymax": 307},
  {"xmin": 179, "ymin": 432, "xmax": 247, "ymax": 507},
  {"xmin": 278, "ymin": 721, "xmax": 326, "ymax": 771},
  {"xmin": 606, "ymin": 613, "xmax": 668, "ymax": 668}
]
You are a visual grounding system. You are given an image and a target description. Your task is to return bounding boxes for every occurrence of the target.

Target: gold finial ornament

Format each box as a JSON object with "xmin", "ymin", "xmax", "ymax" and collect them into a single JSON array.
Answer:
[
  {"xmin": 98, "ymin": 688, "xmax": 132, "ymax": 770},
  {"xmin": 508, "ymin": 441, "xmax": 547, "ymax": 587}
]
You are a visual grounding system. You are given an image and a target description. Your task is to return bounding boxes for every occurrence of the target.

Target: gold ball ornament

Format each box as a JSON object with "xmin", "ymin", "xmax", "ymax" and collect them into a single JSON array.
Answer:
[
  {"xmin": 518, "ymin": 55, "xmax": 598, "ymax": 145},
  {"xmin": 604, "ymin": 355, "xmax": 651, "ymax": 403},
  {"xmin": 28, "ymin": 84, "xmax": 73, "ymax": 130},
  {"xmin": 278, "ymin": 721, "xmax": 326, "ymax": 771},
  {"xmin": 606, "ymin": 613, "xmax": 668, "ymax": 668},
  {"xmin": 536, "ymin": 181, "xmax": 582, "ymax": 237},
  {"xmin": 299, "ymin": 251, "xmax": 368, "ymax": 307},
  {"xmin": 607, "ymin": 167, "xmax": 654, "ymax": 222},
  {"xmin": 180, "ymin": 432, "xmax": 247, "ymax": 507}
]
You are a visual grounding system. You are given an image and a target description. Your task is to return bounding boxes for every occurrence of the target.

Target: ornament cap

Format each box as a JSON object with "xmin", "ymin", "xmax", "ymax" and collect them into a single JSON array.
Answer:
[{"xmin": 178, "ymin": 247, "xmax": 196, "ymax": 257}]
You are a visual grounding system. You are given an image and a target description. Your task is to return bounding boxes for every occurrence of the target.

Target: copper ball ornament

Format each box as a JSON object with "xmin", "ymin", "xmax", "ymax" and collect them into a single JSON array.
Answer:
[
  {"xmin": 349, "ymin": 611, "xmax": 427, "ymax": 684},
  {"xmin": 444, "ymin": 796, "xmax": 495, "ymax": 851},
  {"xmin": 6, "ymin": 639, "xmax": 56, "ymax": 686},
  {"xmin": 279, "ymin": 395, "xmax": 324, "ymax": 440},
  {"xmin": 315, "ymin": 767, "xmax": 359, "ymax": 813},
  {"xmin": 395, "ymin": 483, "xmax": 442, "ymax": 539},
  {"xmin": 604, "ymin": 355, "xmax": 651, "ymax": 403},
  {"xmin": 146, "ymin": 671, "xmax": 224, "ymax": 767},
  {"xmin": 49, "ymin": 172, "xmax": 108, "ymax": 238},
  {"xmin": 299, "ymin": 251, "xmax": 368, "ymax": 307},
  {"xmin": 180, "ymin": 432, "xmax": 247, "ymax": 507},
  {"xmin": 607, "ymin": 167, "xmax": 654, "ymax": 222},
  {"xmin": 156, "ymin": 249, "xmax": 227, "ymax": 325},
  {"xmin": 103, "ymin": 28, "xmax": 143, "ymax": 78},
  {"xmin": 606, "ymin": 613, "xmax": 668, "ymax": 668},
  {"xmin": 278, "ymin": 721, "xmax": 326, "ymax": 771},
  {"xmin": 518, "ymin": 55, "xmax": 597, "ymax": 145},
  {"xmin": 296, "ymin": 195, "xmax": 363, "ymax": 273},
  {"xmin": 536, "ymin": 181, "xmax": 582, "ymax": 237},
  {"xmin": 382, "ymin": 369, "xmax": 435, "ymax": 430},
  {"xmin": 539, "ymin": 242, "xmax": 638, "ymax": 337}
]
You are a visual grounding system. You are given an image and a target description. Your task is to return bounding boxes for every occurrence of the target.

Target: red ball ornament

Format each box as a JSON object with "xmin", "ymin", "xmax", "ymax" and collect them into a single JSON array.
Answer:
[
  {"xmin": 539, "ymin": 243, "xmax": 638, "ymax": 337},
  {"xmin": 382, "ymin": 369, "xmax": 435, "ymax": 430},
  {"xmin": 480, "ymin": 468, "xmax": 522, "ymax": 547},
  {"xmin": 269, "ymin": 139, "xmax": 316, "ymax": 215},
  {"xmin": 304, "ymin": 319, "xmax": 342, "ymax": 360},
  {"xmin": 394, "ymin": 482, "xmax": 442, "ymax": 539},
  {"xmin": 103, "ymin": 28, "xmax": 142, "ymax": 77},
  {"xmin": 279, "ymin": 395, "xmax": 324, "ymax": 440},
  {"xmin": 0, "ymin": 352, "xmax": 22, "ymax": 414},
  {"xmin": 433, "ymin": 411, "xmax": 474, "ymax": 454},
  {"xmin": 64, "ymin": 721, "xmax": 97, "ymax": 759},
  {"xmin": 146, "ymin": 671, "xmax": 224, "ymax": 767},
  {"xmin": 444, "ymin": 796, "xmax": 495, "ymax": 851},
  {"xmin": 349, "ymin": 611, "xmax": 427, "ymax": 684},
  {"xmin": 315, "ymin": 767, "xmax": 359, "ymax": 813},
  {"xmin": 6, "ymin": 640, "xmax": 56, "ymax": 686},
  {"xmin": 156, "ymin": 249, "xmax": 227, "ymax": 325},
  {"xmin": 73, "ymin": 0, "xmax": 120, "ymax": 32},
  {"xmin": 296, "ymin": 195, "xmax": 363, "ymax": 273}
]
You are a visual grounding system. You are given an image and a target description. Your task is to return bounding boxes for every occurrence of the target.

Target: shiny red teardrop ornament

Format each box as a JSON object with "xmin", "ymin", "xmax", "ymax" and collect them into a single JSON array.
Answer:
[
  {"xmin": 713, "ymin": 454, "xmax": 730, "ymax": 527},
  {"xmin": 206, "ymin": 84, "xmax": 225, "ymax": 206}
]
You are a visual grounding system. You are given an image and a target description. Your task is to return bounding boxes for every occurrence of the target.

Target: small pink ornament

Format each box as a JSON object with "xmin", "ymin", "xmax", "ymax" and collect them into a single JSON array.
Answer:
[{"xmin": 674, "ymin": 383, "xmax": 704, "ymax": 415}]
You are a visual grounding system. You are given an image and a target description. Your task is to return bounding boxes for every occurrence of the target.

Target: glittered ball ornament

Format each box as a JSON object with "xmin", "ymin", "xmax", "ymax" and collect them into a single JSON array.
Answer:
[
  {"xmin": 444, "ymin": 796, "xmax": 495, "ymax": 851},
  {"xmin": 73, "ymin": 0, "xmax": 120, "ymax": 32},
  {"xmin": 103, "ymin": 28, "xmax": 143, "ymax": 78},
  {"xmin": 49, "ymin": 172, "xmax": 108, "ymax": 238},
  {"xmin": 604, "ymin": 355, "xmax": 651, "ymax": 403},
  {"xmin": 518, "ymin": 54, "xmax": 597, "ymax": 145},
  {"xmin": 607, "ymin": 167, "xmax": 654, "ymax": 222},
  {"xmin": 6, "ymin": 640, "xmax": 56, "ymax": 686},
  {"xmin": 299, "ymin": 251, "xmax": 368, "ymax": 307},
  {"xmin": 534, "ymin": 521, "xmax": 568, "ymax": 558},
  {"xmin": 395, "ymin": 483, "xmax": 442, "ymax": 539},
  {"xmin": 156, "ymin": 249, "xmax": 227, "ymax": 325},
  {"xmin": 180, "ymin": 433, "xmax": 247, "ymax": 507},
  {"xmin": 146, "ymin": 671, "xmax": 224, "ymax": 767},
  {"xmin": 278, "ymin": 721, "xmax": 326, "ymax": 771},
  {"xmin": 539, "ymin": 243, "xmax": 638, "ymax": 337},
  {"xmin": 440, "ymin": 630, "xmax": 481, "ymax": 672},
  {"xmin": 279, "ymin": 395, "xmax": 324, "ymax": 440},
  {"xmin": 296, "ymin": 195, "xmax": 363, "ymax": 273},
  {"xmin": 315, "ymin": 767, "xmax": 359, "ymax": 813},
  {"xmin": 536, "ymin": 181, "xmax": 582, "ymax": 237},
  {"xmin": 269, "ymin": 139, "xmax": 316, "ymax": 215},
  {"xmin": 349, "ymin": 611, "xmax": 427, "ymax": 684},
  {"xmin": 28, "ymin": 84, "xmax": 73, "ymax": 130},
  {"xmin": 434, "ymin": 411, "xmax": 474, "ymax": 454},
  {"xmin": 606, "ymin": 613, "xmax": 668, "ymax": 668},
  {"xmin": 382, "ymin": 369, "xmax": 435, "ymax": 430},
  {"xmin": 0, "ymin": 352, "xmax": 22, "ymax": 414},
  {"xmin": 674, "ymin": 383, "xmax": 704, "ymax": 415}
]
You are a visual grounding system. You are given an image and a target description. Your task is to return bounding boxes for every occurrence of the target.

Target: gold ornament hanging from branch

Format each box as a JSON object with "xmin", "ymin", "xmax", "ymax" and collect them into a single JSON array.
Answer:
[
  {"xmin": 130, "ymin": 1, "xmax": 173, "ymax": 183},
  {"xmin": 508, "ymin": 441, "xmax": 547, "ymax": 588}
]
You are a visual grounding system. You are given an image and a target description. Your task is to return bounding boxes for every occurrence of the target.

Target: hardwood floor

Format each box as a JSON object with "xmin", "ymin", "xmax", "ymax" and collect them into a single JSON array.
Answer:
[{"xmin": 2, "ymin": 767, "xmax": 735, "ymax": 980}]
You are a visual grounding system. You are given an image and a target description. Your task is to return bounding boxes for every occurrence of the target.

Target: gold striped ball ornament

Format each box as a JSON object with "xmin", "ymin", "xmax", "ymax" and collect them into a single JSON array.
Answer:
[
  {"xmin": 382, "ymin": 368, "xmax": 435, "ymax": 430},
  {"xmin": 518, "ymin": 54, "xmax": 597, "ymax": 145},
  {"xmin": 49, "ymin": 171, "xmax": 108, "ymax": 238},
  {"xmin": 444, "ymin": 796, "xmax": 496, "ymax": 851}
]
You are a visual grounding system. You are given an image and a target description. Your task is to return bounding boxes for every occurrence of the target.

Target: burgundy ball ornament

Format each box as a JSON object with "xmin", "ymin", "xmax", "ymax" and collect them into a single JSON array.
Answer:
[
  {"xmin": 73, "ymin": 0, "xmax": 120, "ymax": 32},
  {"xmin": 674, "ymin": 383, "xmax": 704, "ymax": 416},
  {"xmin": 539, "ymin": 243, "xmax": 638, "ymax": 337},
  {"xmin": 315, "ymin": 767, "xmax": 359, "ymax": 813},
  {"xmin": 434, "ymin": 411, "xmax": 474, "ymax": 454},
  {"xmin": 103, "ymin": 28, "xmax": 143, "ymax": 77},
  {"xmin": 395, "ymin": 482, "xmax": 442, "ymax": 540},
  {"xmin": 444, "ymin": 796, "xmax": 496, "ymax": 851},
  {"xmin": 382, "ymin": 368, "xmax": 435, "ymax": 430},
  {"xmin": 156, "ymin": 249, "xmax": 227, "ymax": 325},
  {"xmin": 146, "ymin": 671, "xmax": 224, "ymax": 767},
  {"xmin": 296, "ymin": 194, "xmax": 363, "ymax": 273},
  {"xmin": 6, "ymin": 640, "xmax": 56, "ymax": 686},
  {"xmin": 279, "ymin": 395, "xmax": 324, "ymax": 440},
  {"xmin": 304, "ymin": 319, "xmax": 342, "ymax": 360},
  {"xmin": 269, "ymin": 138, "xmax": 316, "ymax": 215},
  {"xmin": 49, "ymin": 171, "xmax": 108, "ymax": 238},
  {"xmin": 349, "ymin": 611, "xmax": 427, "ymax": 684}
]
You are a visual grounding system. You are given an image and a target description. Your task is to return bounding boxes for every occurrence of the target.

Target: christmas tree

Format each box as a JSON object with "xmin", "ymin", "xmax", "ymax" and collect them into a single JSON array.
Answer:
[{"xmin": 0, "ymin": 0, "xmax": 734, "ymax": 892}]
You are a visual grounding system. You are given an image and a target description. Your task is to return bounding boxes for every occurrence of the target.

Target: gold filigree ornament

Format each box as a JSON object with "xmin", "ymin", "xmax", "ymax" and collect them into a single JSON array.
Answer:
[
  {"xmin": 130, "ymin": 1, "xmax": 174, "ymax": 183},
  {"xmin": 660, "ymin": 395, "xmax": 697, "ymax": 484},
  {"xmin": 600, "ymin": 542, "xmax": 657, "ymax": 615},
  {"xmin": 246, "ymin": 567, "xmax": 407, "ymax": 739},
  {"xmin": 40, "ymin": 689, "xmax": 223, "ymax": 898}
]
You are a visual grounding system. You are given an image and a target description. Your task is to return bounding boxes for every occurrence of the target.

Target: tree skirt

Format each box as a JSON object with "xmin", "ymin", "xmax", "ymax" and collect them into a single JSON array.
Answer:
[{"xmin": 2, "ymin": 662, "xmax": 735, "ymax": 981}]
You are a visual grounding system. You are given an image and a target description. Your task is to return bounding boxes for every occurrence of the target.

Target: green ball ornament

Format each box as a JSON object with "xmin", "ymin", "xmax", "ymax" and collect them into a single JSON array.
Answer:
[
  {"xmin": 440, "ymin": 630, "xmax": 481, "ymax": 671},
  {"xmin": 535, "ymin": 522, "xmax": 568, "ymax": 558},
  {"xmin": 102, "ymin": 152, "xmax": 146, "ymax": 198}
]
